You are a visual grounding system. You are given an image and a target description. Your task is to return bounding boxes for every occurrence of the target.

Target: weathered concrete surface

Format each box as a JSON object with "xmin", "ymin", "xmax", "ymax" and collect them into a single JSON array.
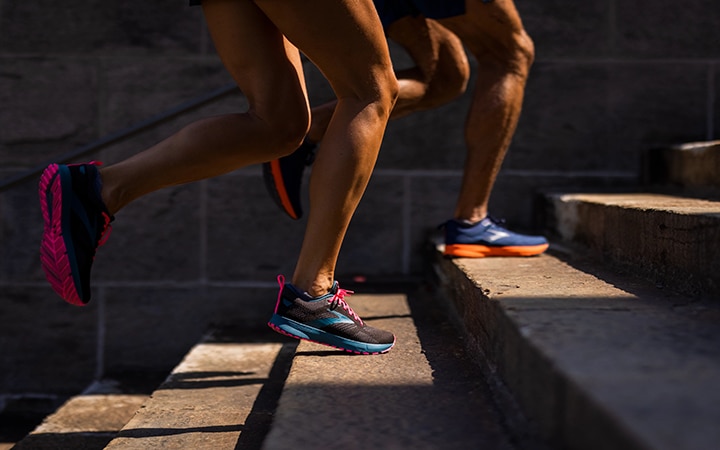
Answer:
[
  {"xmin": 643, "ymin": 141, "xmax": 720, "ymax": 195},
  {"xmin": 263, "ymin": 289, "xmax": 517, "ymax": 450},
  {"xmin": 104, "ymin": 335, "xmax": 287, "ymax": 450},
  {"xmin": 433, "ymin": 249, "xmax": 720, "ymax": 450},
  {"xmin": 547, "ymin": 192, "xmax": 720, "ymax": 297},
  {"xmin": 12, "ymin": 392, "xmax": 147, "ymax": 450}
]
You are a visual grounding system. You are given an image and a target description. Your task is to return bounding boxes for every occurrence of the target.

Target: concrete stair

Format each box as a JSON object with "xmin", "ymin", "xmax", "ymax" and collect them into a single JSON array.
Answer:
[
  {"xmin": 10, "ymin": 141, "xmax": 720, "ymax": 450},
  {"xmin": 11, "ymin": 284, "xmax": 527, "ymax": 450},
  {"xmin": 426, "ymin": 140, "xmax": 720, "ymax": 450}
]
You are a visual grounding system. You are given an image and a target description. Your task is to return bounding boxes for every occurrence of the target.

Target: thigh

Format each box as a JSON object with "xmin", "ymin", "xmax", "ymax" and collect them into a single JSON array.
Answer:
[
  {"xmin": 254, "ymin": 0, "xmax": 394, "ymax": 100},
  {"xmin": 201, "ymin": 0, "xmax": 308, "ymax": 117},
  {"xmin": 438, "ymin": 0, "xmax": 530, "ymax": 60}
]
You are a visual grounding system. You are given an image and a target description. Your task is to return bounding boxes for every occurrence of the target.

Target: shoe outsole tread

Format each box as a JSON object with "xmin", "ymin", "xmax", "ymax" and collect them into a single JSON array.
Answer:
[
  {"xmin": 268, "ymin": 316, "xmax": 394, "ymax": 355},
  {"xmin": 39, "ymin": 164, "xmax": 85, "ymax": 306}
]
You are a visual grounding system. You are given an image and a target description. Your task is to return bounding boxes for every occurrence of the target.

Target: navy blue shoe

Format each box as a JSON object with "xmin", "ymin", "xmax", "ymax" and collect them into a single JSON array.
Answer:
[
  {"xmin": 39, "ymin": 162, "xmax": 113, "ymax": 305},
  {"xmin": 262, "ymin": 139, "xmax": 317, "ymax": 220},
  {"xmin": 268, "ymin": 275, "xmax": 395, "ymax": 354},
  {"xmin": 444, "ymin": 216, "xmax": 548, "ymax": 257}
]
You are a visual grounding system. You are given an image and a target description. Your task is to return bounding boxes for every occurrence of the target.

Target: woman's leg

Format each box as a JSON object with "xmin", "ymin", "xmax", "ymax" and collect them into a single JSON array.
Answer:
[
  {"xmin": 100, "ymin": 0, "xmax": 311, "ymax": 216},
  {"xmin": 254, "ymin": 0, "xmax": 398, "ymax": 296}
]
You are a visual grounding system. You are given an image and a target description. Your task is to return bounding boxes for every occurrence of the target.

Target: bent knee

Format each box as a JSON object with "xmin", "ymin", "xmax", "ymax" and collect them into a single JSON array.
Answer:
[
  {"xmin": 254, "ymin": 107, "xmax": 309, "ymax": 158},
  {"xmin": 497, "ymin": 30, "xmax": 535, "ymax": 78},
  {"xmin": 425, "ymin": 47, "xmax": 471, "ymax": 107},
  {"xmin": 361, "ymin": 66, "xmax": 399, "ymax": 121}
]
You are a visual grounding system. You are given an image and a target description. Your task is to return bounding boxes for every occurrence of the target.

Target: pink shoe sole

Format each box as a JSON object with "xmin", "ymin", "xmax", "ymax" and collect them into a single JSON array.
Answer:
[{"xmin": 39, "ymin": 164, "xmax": 84, "ymax": 306}]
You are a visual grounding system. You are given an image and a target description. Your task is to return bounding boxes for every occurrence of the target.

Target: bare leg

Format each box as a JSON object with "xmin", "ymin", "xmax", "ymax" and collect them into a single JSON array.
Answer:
[
  {"xmin": 308, "ymin": 16, "xmax": 468, "ymax": 143},
  {"xmin": 439, "ymin": 0, "xmax": 534, "ymax": 222},
  {"xmin": 100, "ymin": 0, "xmax": 311, "ymax": 215},
  {"xmin": 99, "ymin": 0, "xmax": 396, "ymax": 297},
  {"xmin": 254, "ymin": 0, "xmax": 397, "ymax": 295}
]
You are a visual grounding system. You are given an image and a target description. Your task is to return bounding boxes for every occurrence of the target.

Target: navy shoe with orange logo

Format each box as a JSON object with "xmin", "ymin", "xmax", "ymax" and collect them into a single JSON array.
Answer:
[{"xmin": 262, "ymin": 139, "xmax": 317, "ymax": 220}]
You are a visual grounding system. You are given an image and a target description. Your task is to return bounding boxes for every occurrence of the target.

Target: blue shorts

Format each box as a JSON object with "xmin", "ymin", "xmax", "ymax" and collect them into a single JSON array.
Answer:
[{"xmin": 374, "ymin": 0, "xmax": 466, "ymax": 28}]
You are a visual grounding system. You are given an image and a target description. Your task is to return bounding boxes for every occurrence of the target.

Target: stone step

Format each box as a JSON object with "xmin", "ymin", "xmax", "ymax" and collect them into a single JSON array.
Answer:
[
  {"xmin": 544, "ymin": 192, "xmax": 720, "ymax": 298},
  {"xmin": 102, "ymin": 330, "xmax": 292, "ymax": 450},
  {"xmin": 262, "ymin": 284, "xmax": 522, "ymax": 450},
  {"xmin": 10, "ymin": 380, "xmax": 148, "ymax": 450},
  {"xmin": 642, "ymin": 140, "xmax": 720, "ymax": 198},
  {"xmin": 431, "ymin": 248, "xmax": 720, "ymax": 450},
  {"xmin": 89, "ymin": 283, "xmax": 533, "ymax": 450}
]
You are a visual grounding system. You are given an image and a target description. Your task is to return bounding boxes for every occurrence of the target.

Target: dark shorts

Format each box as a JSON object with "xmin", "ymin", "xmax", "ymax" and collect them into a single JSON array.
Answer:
[
  {"xmin": 189, "ymin": 0, "xmax": 467, "ymax": 27},
  {"xmin": 374, "ymin": 0, "xmax": 466, "ymax": 28}
]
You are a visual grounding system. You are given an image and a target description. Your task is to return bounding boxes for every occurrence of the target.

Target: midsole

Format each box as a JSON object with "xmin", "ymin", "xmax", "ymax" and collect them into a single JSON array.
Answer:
[{"xmin": 444, "ymin": 243, "xmax": 549, "ymax": 257}]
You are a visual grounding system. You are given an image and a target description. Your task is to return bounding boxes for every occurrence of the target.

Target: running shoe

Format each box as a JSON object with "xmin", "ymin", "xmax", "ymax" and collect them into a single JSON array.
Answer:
[
  {"xmin": 262, "ymin": 139, "xmax": 317, "ymax": 220},
  {"xmin": 268, "ymin": 275, "xmax": 395, "ymax": 354},
  {"xmin": 443, "ymin": 216, "xmax": 548, "ymax": 258},
  {"xmin": 39, "ymin": 162, "xmax": 113, "ymax": 306}
]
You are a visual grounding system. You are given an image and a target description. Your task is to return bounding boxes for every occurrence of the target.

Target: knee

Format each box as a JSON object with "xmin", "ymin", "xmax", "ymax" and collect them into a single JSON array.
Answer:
[
  {"xmin": 259, "ymin": 103, "xmax": 310, "ymax": 158},
  {"xmin": 424, "ymin": 44, "xmax": 471, "ymax": 107},
  {"xmin": 500, "ymin": 29, "xmax": 535, "ymax": 79},
  {"xmin": 376, "ymin": 68, "xmax": 400, "ymax": 119},
  {"xmin": 513, "ymin": 30, "xmax": 535, "ymax": 74},
  {"xmin": 359, "ymin": 66, "xmax": 399, "ymax": 123}
]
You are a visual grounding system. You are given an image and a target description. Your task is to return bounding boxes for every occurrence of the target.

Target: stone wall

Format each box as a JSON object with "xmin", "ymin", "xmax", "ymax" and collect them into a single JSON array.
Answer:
[{"xmin": 1, "ymin": 0, "xmax": 718, "ymax": 396}]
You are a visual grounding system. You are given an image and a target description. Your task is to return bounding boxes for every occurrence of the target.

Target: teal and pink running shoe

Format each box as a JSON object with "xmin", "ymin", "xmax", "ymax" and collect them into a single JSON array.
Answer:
[
  {"xmin": 268, "ymin": 275, "xmax": 395, "ymax": 355},
  {"xmin": 39, "ymin": 162, "xmax": 113, "ymax": 306}
]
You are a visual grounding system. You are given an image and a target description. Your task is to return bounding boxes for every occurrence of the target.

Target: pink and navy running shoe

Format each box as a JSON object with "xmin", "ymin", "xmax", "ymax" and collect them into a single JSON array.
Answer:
[
  {"xmin": 443, "ymin": 216, "xmax": 549, "ymax": 258},
  {"xmin": 268, "ymin": 275, "xmax": 395, "ymax": 355},
  {"xmin": 39, "ymin": 162, "xmax": 113, "ymax": 306},
  {"xmin": 262, "ymin": 139, "xmax": 316, "ymax": 220}
]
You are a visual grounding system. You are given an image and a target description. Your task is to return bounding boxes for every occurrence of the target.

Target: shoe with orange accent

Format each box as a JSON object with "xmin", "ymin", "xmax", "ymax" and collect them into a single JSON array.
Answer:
[
  {"xmin": 262, "ymin": 139, "xmax": 317, "ymax": 220},
  {"xmin": 443, "ymin": 216, "xmax": 548, "ymax": 258}
]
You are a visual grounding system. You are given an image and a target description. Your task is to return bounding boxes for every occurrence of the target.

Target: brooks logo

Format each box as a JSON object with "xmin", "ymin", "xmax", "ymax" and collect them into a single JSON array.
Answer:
[{"xmin": 485, "ymin": 229, "xmax": 510, "ymax": 242}]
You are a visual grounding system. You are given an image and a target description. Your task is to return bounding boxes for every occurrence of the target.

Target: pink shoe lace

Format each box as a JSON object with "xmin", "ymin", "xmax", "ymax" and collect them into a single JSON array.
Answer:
[{"xmin": 328, "ymin": 287, "xmax": 362, "ymax": 325}]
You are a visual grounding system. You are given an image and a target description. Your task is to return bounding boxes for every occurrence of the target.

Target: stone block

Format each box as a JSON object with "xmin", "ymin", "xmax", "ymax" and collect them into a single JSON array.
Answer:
[
  {"xmin": 517, "ymin": 0, "xmax": 612, "ymax": 58},
  {"xmin": 103, "ymin": 285, "xmax": 276, "ymax": 374},
  {"xmin": 0, "ymin": 177, "xmax": 45, "ymax": 283},
  {"xmin": 102, "ymin": 58, "xmax": 233, "ymax": 133},
  {"xmin": 0, "ymin": 287, "xmax": 97, "ymax": 394},
  {"xmin": 206, "ymin": 172, "xmax": 304, "ymax": 282},
  {"xmin": 0, "ymin": 0, "xmax": 203, "ymax": 55},
  {"xmin": 511, "ymin": 62, "xmax": 613, "ymax": 171},
  {"xmin": 615, "ymin": 0, "xmax": 720, "ymax": 58},
  {"xmin": 409, "ymin": 174, "xmax": 462, "ymax": 271},
  {"xmin": 377, "ymin": 93, "xmax": 469, "ymax": 170},
  {"xmin": 338, "ymin": 174, "xmax": 405, "ymax": 275},
  {"xmin": 93, "ymin": 183, "xmax": 202, "ymax": 283},
  {"xmin": 715, "ymin": 63, "xmax": 720, "ymax": 140},
  {"xmin": 0, "ymin": 59, "xmax": 98, "ymax": 166},
  {"xmin": 608, "ymin": 63, "xmax": 709, "ymax": 160}
]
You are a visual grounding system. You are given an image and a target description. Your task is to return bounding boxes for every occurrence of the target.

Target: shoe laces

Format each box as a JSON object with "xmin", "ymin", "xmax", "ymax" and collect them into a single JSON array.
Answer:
[
  {"xmin": 486, "ymin": 215, "xmax": 506, "ymax": 226},
  {"xmin": 328, "ymin": 287, "xmax": 363, "ymax": 325}
]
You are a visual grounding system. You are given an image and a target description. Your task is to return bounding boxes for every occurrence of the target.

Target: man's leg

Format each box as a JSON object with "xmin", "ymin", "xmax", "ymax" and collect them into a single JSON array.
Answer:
[
  {"xmin": 438, "ymin": 0, "xmax": 547, "ymax": 258},
  {"xmin": 308, "ymin": 15, "xmax": 470, "ymax": 143},
  {"xmin": 438, "ymin": 0, "xmax": 534, "ymax": 222}
]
